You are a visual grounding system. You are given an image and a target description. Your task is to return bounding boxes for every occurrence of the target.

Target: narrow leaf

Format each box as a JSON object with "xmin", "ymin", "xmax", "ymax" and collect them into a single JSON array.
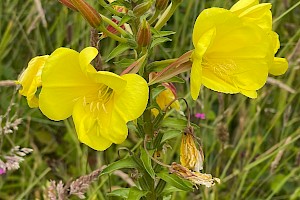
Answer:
[
  {"xmin": 106, "ymin": 43, "xmax": 130, "ymax": 62},
  {"xmin": 140, "ymin": 148, "xmax": 156, "ymax": 179},
  {"xmin": 101, "ymin": 157, "xmax": 138, "ymax": 176},
  {"xmin": 107, "ymin": 188, "xmax": 130, "ymax": 199},
  {"xmin": 161, "ymin": 130, "xmax": 182, "ymax": 144},
  {"xmin": 127, "ymin": 187, "xmax": 148, "ymax": 200},
  {"xmin": 151, "ymin": 37, "xmax": 172, "ymax": 49},
  {"xmin": 157, "ymin": 172, "xmax": 193, "ymax": 191}
]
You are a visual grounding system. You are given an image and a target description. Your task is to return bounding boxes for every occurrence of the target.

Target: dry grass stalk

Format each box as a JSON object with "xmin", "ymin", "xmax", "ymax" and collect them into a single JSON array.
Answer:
[
  {"xmin": 46, "ymin": 168, "xmax": 102, "ymax": 200},
  {"xmin": 271, "ymin": 137, "xmax": 292, "ymax": 173},
  {"xmin": 0, "ymin": 146, "xmax": 33, "ymax": 173},
  {"xmin": 0, "ymin": 80, "xmax": 16, "ymax": 87},
  {"xmin": 267, "ymin": 77, "xmax": 296, "ymax": 94}
]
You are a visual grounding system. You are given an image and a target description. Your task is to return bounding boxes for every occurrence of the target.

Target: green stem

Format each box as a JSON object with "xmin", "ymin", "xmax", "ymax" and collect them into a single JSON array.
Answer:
[
  {"xmin": 154, "ymin": 2, "xmax": 180, "ymax": 31},
  {"xmin": 98, "ymin": 23, "xmax": 128, "ymax": 43},
  {"xmin": 143, "ymin": 107, "xmax": 154, "ymax": 137},
  {"xmin": 148, "ymin": 9, "xmax": 160, "ymax": 25},
  {"xmin": 273, "ymin": 1, "xmax": 300, "ymax": 24},
  {"xmin": 100, "ymin": 14, "xmax": 129, "ymax": 37},
  {"xmin": 98, "ymin": 0, "xmax": 123, "ymax": 17}
]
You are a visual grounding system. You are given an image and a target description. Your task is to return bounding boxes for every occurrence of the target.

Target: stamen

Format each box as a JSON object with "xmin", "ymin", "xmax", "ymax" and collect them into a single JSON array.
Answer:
[
  {"xmin": 90, "ymin": 101, "xmax": 94, "ymax": 112},
  {"xmin": 102, "ymin": 103, "xmax": 108, "ymax": 113},
  {"xmin": 83, "ymin": 97, "xmax": 87, "ymax": 106}
]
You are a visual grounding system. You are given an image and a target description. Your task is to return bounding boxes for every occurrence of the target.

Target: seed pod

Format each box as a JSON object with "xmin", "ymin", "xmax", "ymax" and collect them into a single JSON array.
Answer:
[
  {"xmin": 133, "ymin": 1, "xmax": 152, "ymax": 17},
  {"xmin": 70, "ymin": 0, "xmax": 102, "ymax": 28},
  {"xmin": 155, "ymin": 0, "xmax": 169, "ymax": 11},
  {"xmin": 136, "ymin": 19, "xmax": 151, "ymax": 47},
  {"xmin": 58, "ymin": 0, "xmax": 78, "ymax": 11}
]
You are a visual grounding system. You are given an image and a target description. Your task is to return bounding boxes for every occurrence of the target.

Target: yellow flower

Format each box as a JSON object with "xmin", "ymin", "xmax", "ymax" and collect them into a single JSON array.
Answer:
[
  {"xmin": 151, "ymin": 83, "xmax": 180, "ymax": 116},
  {"xmin": 180, "ymin": 126, "xmax": 204, "ymax": 172},
  {"xmin": 190, "ymin": 5, "xmax": 288, "ymax": 100},
  {"xmin": 230, "ymin": 0, "xmax": 288, "ymax": 76},
  {"xmin": 17, "ymin": 55, "xmax": 49, "ymax": 108},
  {"xmin": 38, "ymin": 47, "xmax": 148, "ymax": 151}
]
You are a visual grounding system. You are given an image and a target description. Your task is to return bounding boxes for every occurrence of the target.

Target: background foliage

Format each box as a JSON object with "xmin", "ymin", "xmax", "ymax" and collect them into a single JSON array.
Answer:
[{"xmin": 0, "ymin": 0, "xmax": 300, "ymax": 199}]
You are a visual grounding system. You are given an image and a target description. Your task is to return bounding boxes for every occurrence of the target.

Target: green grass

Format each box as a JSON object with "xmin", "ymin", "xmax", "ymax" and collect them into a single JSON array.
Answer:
[{"xmin": 0, "ymin": 0, "xmax": 300, "ymax": 199}]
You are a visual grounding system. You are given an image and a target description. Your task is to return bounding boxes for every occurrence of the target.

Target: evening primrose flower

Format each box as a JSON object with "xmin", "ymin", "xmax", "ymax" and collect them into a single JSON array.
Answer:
[
  {"xmin": 17, "ymin": 55, "xmax": 49, "ymax": 108},
  {"xmin": 38, "ymin": 47, "xmax": 148, "ymax": 151},
  {"xmin": 190, "ymin": 6, "xmax": 288, "ymax": 100},
  {"xmin": 151, "ymin": 83, "xmax": 180, "ymax": 116}
]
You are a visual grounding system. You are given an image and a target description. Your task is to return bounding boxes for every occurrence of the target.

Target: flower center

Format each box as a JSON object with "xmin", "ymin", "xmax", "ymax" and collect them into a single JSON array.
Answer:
[
  {"xmin": 202, "ymin": 57, "xmax": 236, "ymax": 78},
  {"xmin": 83, "ymin": 84, "xmax": 114, "ymax": 115}
]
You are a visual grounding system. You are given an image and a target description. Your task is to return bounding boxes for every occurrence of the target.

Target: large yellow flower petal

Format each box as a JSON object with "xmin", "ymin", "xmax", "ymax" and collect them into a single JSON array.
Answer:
[
  {"xmin": 269, "ymin": 57, "xmax": 288, "ymax": 76},
  {"xmin": 230, "ymin": 0, "xmax": 259, "ymax": 15},
  {"xmin": 79, "ymin": 47, "xmax": 127, "ymax": 92},
  {"xmin": 98, "ymin": 74, "xmax": 148, "ymax": 144},
  {"xmin": 193, "ymin": 8, "xmax": 225, "ymax": 47},
  {"xmin": 113, "ymin": 74, "xmax": 149, "ymax": 122},
  {"xmin": 190, "ymin": 60, "xmax": 203, "ymax": 100},
  {"xmin": 201, "ymin": 68, "xmax": 239, "ymax": 94},
  {"xmin": 191, "ymin": 28, "xmax": 216, "ymax": 100},
  {"xmin": 17, "ymin": 55, "xmax": 49, "ymax": 108},
  {"xmin": 270, "ymin": 31, "xmax": 280, "ymax": 54},
  {"xmin": 238, "ymin": 3, "xmax": 272, "ymax": 31},
  {"xmin": 240, "ymin": 89, "xmax": 257, "ymax": 98},
  {"xmin": 39, "ymin": 48, "xmax": 99, "ymax": 121},
  {"xmin": 72, "ymin": 99, "xmax": 113, "ymax": 151}
]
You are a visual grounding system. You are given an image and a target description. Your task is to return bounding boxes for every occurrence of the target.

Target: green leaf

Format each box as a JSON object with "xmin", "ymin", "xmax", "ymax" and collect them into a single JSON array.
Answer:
[
  {"xmin": 107, "ymin": 188, "xmax": 130, "ymax": 199},
  {"xmin": 114, "ymin": 58, "xmax": 135, "ymax": 68},
  {"xmin": 151, "ymin": 85, "xmax": 166, "ymax": 100},
  {"xmin": 151, "ymin": 28, "xmax": 176, "ymax": 38},
  {"xmin": 119, "ymin": 14, "xmax": 131, "ymax": 26},
  {"xmin": 161, "ymin": 118, "xmax": 199, "ymax": 131},
  {"xmin": 290, "ymin": 187, "xmax": 300, "ymax": 200},
  {"xmin": 161, "ymin": 130, "xmax": 182, "ymax": 144},
  {"xmin": 161, "ymin": 118, "xmax": 186, "ymax": 130},
  {"xmin": 101, "ymin": 157, "xmax": 138, "ymax": 176},
  {"xmin": 163, "ymin": 76, "xmax": 185, "ymax": 84},
  {"xmin": 140, "ymin": 148, "xmax": 156, "ymax": 179},
  {"xmin": 157, "ymin": 172, "xmax": 193, "ymax": 191},
  {"xmin": 161, "ymin": 185, "xmax": 188, "ymax": 196},
  {"xmin": 106, "ymin": 43, "xmax": 130, "ymax": 62},
  {"xmin": 151, "ymin": 37, "xmax": 172, "ymax": 49},
  {"xmin": 127, "ymin": 187, "xmax": 148, "ymax": 200}
]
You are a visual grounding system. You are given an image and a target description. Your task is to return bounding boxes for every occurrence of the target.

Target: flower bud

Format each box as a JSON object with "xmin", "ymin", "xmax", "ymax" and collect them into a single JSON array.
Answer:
[
  {"xmin": 155, "ymin": 0, "xmax": 169, "ymax": 11},
  {"xmin": 133, "ymin": 1, "xmax": 152, "ymax": 17},
  {"xmin": 136, "ymin": 19, "xmax": 151, "ymax": 47},
  {"xmin": 58, "ymin": 0, "xmax": 78, "ymax": 11},
  {"xmin": 106, "ymin": 18, "xmax": 126, "ymax": 35},
  {"xmin": 70, "ymin": 0, "xmax": 102, "ymax": 28}
]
